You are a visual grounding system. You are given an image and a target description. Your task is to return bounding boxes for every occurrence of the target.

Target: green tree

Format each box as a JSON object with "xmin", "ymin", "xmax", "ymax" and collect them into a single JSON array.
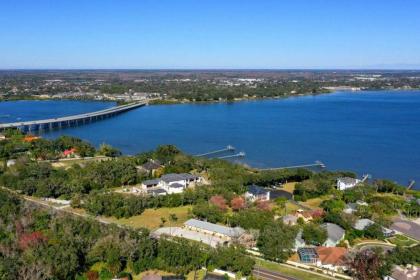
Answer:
[
  {"xmin": 257, "ymin": 221, "xmax": 297, "ymax": 261},
  {"xmin": 364, "ymin": 223, "xmax": 385, "ymax": 240},
  {"xmin": 302, "ymin": 223, "xmax": 327, "ymax": 246},
  {"xmin": 98, "ymin": 143, "xmax": 121, "ymax": 157}
]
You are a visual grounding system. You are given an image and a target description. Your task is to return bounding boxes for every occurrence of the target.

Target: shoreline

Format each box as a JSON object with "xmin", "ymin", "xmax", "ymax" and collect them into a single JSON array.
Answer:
[{"xmin": 1, "ymin": 87, "xmax": 419, "ymax": 106}]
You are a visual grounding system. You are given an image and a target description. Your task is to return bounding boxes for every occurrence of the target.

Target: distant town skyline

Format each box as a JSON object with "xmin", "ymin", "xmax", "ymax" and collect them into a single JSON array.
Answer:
[{"xmin": 1, "ymin": 0, "xmax": 420, "ymax": 69}]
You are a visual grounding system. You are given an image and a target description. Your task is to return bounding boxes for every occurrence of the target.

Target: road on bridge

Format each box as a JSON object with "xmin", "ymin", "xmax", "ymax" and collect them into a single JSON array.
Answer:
[{"xmin": 0, "ymin": 100, "xmax": 147, "ymax": 131}]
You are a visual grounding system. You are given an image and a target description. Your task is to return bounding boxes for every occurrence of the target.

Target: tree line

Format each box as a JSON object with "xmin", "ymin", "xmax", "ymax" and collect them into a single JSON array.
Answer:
[{"xmin": 0, "ymin": 189, "xmax": 255, "ymax": 279}]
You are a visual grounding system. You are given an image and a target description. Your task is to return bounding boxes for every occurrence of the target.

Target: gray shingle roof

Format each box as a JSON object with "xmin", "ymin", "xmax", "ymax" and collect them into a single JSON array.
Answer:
[
  {"xmin": 337, "ymin": 177, "xmax": 359, "ymax": 185},
  {"xmin": 142, "ymin": 179, "xmax": 160, "ymax": 185},
  {"xmin": 141, "ymin": 161, "xmax": 161, "ymax": 171},
  {"xmin": 169, "ymin": 183, "xmax": 184, "ymax": 189},
  {"xmin": 184, "ymin": 219, "xmax": 245, "ymax": 238},
  {"xmin": 353, "ymin": 219, "xmax": 375, "ymax": 230},
  {"xmin": 161, "ymin": 173, "xmax": 199, "ymax": 183},
  {"xmin": 247, "ymin": 185, "xmax": 269, "ymax": 196},
  {"xmin": 322, "ymin": 223, "xmax": 345, "ymax": 243}
]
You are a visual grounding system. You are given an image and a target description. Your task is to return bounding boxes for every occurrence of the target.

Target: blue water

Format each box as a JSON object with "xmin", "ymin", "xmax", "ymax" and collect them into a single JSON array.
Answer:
[
  {"xmin": 1, "ymin": 91, "xmax": 419, "ymax": 186},
  {"xmin": 0, "ymin": 100, "xmax": 115, "ymax": 122}
]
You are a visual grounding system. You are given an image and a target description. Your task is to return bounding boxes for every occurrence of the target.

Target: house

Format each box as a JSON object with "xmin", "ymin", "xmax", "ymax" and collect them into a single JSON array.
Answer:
[
  {"xmin": 343, "ymin": 203, "xmax": 358, "ymax": 214},
  {"xmin": 316, "ymin": 247, "xmax": 348, "ymax": 271},
  {"xmin": 343, "ymin": 200, "xmax": 368, "ymax": 214},
  {"xmin": 23, "ymin": 135, "xmax": 40, "ymax": 142},
  {"xmin": 161, "ymin": 173, "xmax": 201, "ymax": 187},
  {"xmin": 384, "ymin": 265, "xmax": 420, "ymax": 280},
  {"xmin": 353, "ymin": 218, "xmax": 395, "ymax": 237},
  {"xmin": 382, "ymin": 227, "xmax": 396, "ymax": 238},
  {"xmin": 141, "ymin": 178, "xmax": 161, "ymax": 189},
  {"xmin": 164, "ymin": 183, "xmax": 185, "ymax": 194},
  {"xmin": 298, "ymin": 247, "xmax": 319, "ymax": 264},
  {"xmin": 245, "ymin": 185, "xmax": 270, "ymax": 201},
  {"xmin": 0, "ymin": 133, "xmax": 6, "ymax": 141},
  {"xmin": 137, "ymin": 159, "xmax": 162, "ymax": 176},
  {"xmin": 353, "ymin": 218, "xmax": 375, "ymax": 230},
  {"xmin": 160, "ymin": 173, "xmax": 202, "ymax": 194},
  {"xmin": 336, "ymin": 177, "xmax": 361, "ymax": 190},
  {"xmin": 295, "ymin": 209, "xmax": 313, "ymax": 223},
  {"xmin": 294, "ymin": 209, "xmax": 324, "ymax": 223},
  {"xmin": 184, "ymin": 219, "xmax": 245, "ymax": 241},
  {"xmin": 6, "ymin": 159, "xmax": 16, "ymax": 167},
  {"xmin": 283, "ymin": 214, "xmax": 298, "ymax": 226},
  {"xmin": 153, "ymin": 219, "xmax": 251, "ymax": 248},
  {"xmin": 140, "ymin": 173, "xmax": 202, "ymax": 195},
  {"xmin": 321, "ymin": 223, "xmax": 345, "ymax": 247},
  {"xmin": 63, "ymin": 148, "xmax": 77, "ymax": 158}
]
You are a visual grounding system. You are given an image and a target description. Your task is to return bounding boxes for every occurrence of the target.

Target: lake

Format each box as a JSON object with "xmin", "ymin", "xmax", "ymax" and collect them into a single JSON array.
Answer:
[{"xmin": 1, "ymin": 90, "xmax": 419, "ymax": 186}]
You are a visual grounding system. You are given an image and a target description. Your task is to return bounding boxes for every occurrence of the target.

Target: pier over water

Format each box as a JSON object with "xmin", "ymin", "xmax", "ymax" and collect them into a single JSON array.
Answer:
[{"xmin": 0, "ymin": 100, "xmax": 147, "ymax": 132}]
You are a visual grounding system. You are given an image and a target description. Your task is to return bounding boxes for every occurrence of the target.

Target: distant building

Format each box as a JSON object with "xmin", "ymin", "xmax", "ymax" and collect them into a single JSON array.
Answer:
[
  {"xmin": 343, "ymin": 203, "xmax": 358, "ymax": 214},
  {"xmin": 353, "ymin": 218, "xmax": 395, "ymax": 237},
  {"xmin": 63, "ymin": 147, "xmax": 77, "ymax": 158},
  {"xmin": 283, "ymin": 214, "xmax": 298, "ymax": 226},
  {"xmin": 245, "ymin": 185, "xmax": 270, "ymax": 202},
  {"xmin": 294, "ymin": 209, "xmax": 324, "ymax": 223},
  {"xmin": 336, "ymin": 177, "xmax": 361, "ymax": 190},
  {"xmin": 141, "ymin": 178, "xmax": 160, "ymax": 189},
  {"xmin": 321, "ymin": 223, "xmax": 345, "ymax": 247},
  {"xmin": 343, "ymin": 200, "xmax": 368, "ymax": 214},
  {"xmin": 184, "ymin": 219, "xmax": 245, "ymax": 241},
  {"xmin": 23, "ymin": 135, "xmax": 40, "ymax": 143},
  {"xmin": 353, "ymin": 218, "xmax": 375, "ymax": 231},
  {"xmin": 384, "ymin": 265, "xmax": 420, "ymax": 280},
  {"xmin": 0, "ymin": 133, "xmax": 6, "ymax": 141},
  {"xmin": 153, "ymin": 219, "xmax": 247, "ymax": 247},
  {"xmin": 137, "ymin": 159, "xmax": 162, "ymax": 176},
  {"xmin": 141, "ymin": 173, "xmax": 202, "ymax": 195},
  {"xmin": 6, "ymin": 159, "xmax": 16, "ymax": 167}
]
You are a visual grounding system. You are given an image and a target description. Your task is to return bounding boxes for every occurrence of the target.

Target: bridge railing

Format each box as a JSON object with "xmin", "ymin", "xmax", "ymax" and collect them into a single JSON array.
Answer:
[{"xmin": 0, "ymin": 100, "xmax": 147, "ymax": 131}]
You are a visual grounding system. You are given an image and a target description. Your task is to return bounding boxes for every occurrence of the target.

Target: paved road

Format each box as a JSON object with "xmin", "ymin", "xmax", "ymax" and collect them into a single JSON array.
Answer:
[
  {"xmin": 253, "ymin": 267, "xmax": 298, "ymax": 280},
  {"xmin": 0, "ymin": 100, "xmax": 147, "ymax": 130}
]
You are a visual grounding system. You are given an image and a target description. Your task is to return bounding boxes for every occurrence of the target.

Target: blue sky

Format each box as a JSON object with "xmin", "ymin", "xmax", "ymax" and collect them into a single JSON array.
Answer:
[{"xmin": 1, "ymin": 0, "xmax": 420, "ymax": 69}]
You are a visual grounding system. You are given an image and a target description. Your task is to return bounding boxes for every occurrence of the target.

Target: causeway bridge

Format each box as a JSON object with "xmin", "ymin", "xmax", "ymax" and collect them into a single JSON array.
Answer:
[{"xmin": 0, "ymin": 100, "xmax": 147, "ymax": 132}]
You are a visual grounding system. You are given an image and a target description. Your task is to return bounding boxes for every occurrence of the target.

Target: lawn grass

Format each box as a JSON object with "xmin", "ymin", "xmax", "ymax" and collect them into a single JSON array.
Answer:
[
  {"xmin": 388, "ymin": 234, "xmax": 418, "ymax": 247},
  {"xmin": 285, "ymin": 202, "xmax": 300, "ymax": 214},
  {"xmin": 133, "ymin": 270, "xmax": 175, "ymax": 280},
  {"xmin": 103, "ymin": 206, "xmax": 193, "ymax": 230},
  {"xmin": 256, "ymin": 259, "xmax": 332, "ymax": 280},
  {"xmin": 282, "ymin": 182, "xmax": 296, "ymax": 193},
  {"xmin": 51, "ymin": 156, "xmax": 110, "ymax": 169},
  {"xmin": 186, "ymin": 269, "xmax": 206, "ymax": 280},
  {"xmin": 300, "ymin": 195, "xmax": 331, "ymax": 209}
]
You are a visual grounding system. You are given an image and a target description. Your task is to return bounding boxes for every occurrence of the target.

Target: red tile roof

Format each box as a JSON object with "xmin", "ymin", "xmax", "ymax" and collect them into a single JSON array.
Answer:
[
  {"xmin": 316, "ymin": 246, "xmax": 348, "ymax": 266},
  {"xmin": 63, "ymin": 148, "xmax": 76, "ymax": 156}
]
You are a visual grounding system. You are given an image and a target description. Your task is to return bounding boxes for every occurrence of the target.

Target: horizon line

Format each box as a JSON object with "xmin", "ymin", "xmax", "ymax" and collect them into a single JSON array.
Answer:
[{"xmin": 1, "ymin": 68, "xmax": 420, "ymax": 71}]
